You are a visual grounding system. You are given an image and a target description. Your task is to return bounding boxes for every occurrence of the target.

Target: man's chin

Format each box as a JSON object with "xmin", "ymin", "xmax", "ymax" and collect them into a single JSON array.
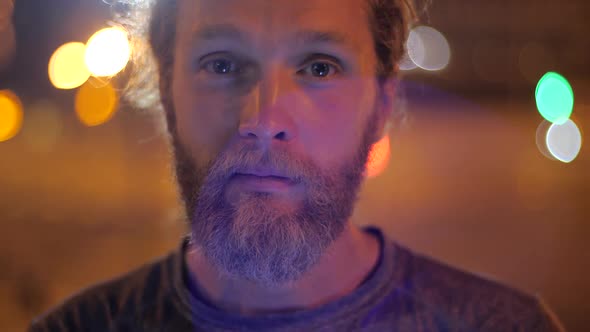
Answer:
[{"xmin": 190, "ymin": 190, "xmax": 325, "ymax": 285}]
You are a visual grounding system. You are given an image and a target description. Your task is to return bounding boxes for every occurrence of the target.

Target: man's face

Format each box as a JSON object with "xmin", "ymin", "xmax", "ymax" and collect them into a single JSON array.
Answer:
[{"xmin": 171, "ymin": 0, "xmax": 391, "ymax": 286}]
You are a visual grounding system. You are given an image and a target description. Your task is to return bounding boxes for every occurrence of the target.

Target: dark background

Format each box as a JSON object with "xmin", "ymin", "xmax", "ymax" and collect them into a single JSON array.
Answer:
[{"xmin": 1, "ymin": 0, "xmax": 589, "ymax": 330}]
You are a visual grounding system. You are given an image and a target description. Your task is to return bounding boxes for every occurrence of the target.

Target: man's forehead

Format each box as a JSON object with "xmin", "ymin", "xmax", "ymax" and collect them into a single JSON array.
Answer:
[{"xmin": 176, "ymin": 0, "xmax": 371, "ymax": 49}]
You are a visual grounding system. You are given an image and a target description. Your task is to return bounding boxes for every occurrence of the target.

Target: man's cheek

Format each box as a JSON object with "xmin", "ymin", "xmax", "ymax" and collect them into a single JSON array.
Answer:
[
  {"xmin": 178, "ymin": 101, "xmax": 240, "ymax": 159},
  {"xmin": 301, "ymin": 101, "xmax": 359, "ymax": 166}
]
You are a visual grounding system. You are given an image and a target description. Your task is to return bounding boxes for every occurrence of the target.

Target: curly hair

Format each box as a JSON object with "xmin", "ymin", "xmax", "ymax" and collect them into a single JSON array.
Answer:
[{"xmin": 112, "ymin": 0, "xmax": 419, "ymax": 133}]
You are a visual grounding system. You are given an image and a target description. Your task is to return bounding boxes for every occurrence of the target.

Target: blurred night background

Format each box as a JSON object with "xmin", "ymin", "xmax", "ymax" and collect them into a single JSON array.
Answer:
[{"xmin": 0, "ymin": 0, "xmax": 589, "ymax": 331}]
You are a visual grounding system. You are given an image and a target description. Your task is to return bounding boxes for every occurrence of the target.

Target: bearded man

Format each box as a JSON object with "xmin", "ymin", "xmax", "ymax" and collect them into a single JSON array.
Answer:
[{"xmin": 29, "ymin": 0, "xmax": 563, "ymax": 331}]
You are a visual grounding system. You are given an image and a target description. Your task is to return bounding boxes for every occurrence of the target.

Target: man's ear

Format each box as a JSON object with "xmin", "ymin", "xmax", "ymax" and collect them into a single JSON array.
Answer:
[{"xmin": 374, "ymin": 78, "xmax": 396, "ymax": 142}]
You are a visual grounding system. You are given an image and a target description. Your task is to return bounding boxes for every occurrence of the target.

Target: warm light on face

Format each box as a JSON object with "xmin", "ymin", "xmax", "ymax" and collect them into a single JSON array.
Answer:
[
  {"xmin": 0, "ymin": 89, "xmax": 23, "ymax": 142},
  {"xmin": 75, "ymin": 81, "xmax": 118, "ymax": 127},
  {"xmin": 48, "ymin": 42, "xmax": 91, "ymax": 89},
  {"xmin": 366, "ymin": 135, "xmax": 391, "ymax": 178},
  {"xmin": 0, "ymin": 0, "xmax": 16, "ymax": 70},
  {"xmin": 85, "ymin": 27, "xmax": 131, "ymax": 77}
]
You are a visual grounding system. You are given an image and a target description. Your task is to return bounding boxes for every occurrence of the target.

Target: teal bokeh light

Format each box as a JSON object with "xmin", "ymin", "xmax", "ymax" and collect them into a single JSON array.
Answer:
[{"xmin": 535, "ymin": 72, "xmax": 574, "ymax": 124}]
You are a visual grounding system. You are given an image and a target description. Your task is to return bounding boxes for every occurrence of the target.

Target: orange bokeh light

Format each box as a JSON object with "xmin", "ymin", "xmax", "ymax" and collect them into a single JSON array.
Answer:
[
  {"xmin": 0, "ymin": 89, "xmax": 23, "ymax": 142},
  {"xmin": 48, "ymin": 42, "xmax": 90, "ymax": 89},
  {"xmin": 75, "ymin": 81, "xmax": 118, "ymax": 127},
  {"xmin": 366, "ymin": 135, "xmax": 391, "ymax": 178}
]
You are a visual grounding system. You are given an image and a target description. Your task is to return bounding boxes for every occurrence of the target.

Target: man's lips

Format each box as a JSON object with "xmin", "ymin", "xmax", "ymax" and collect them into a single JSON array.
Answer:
[
  {"xmin": 234, "ymin": 168, "xmax": 291, "ymax": 179},
  {"xmin": 229, "ymin": 169, "xmax": 297, "ymax": 192},
  {"xmin": 236, "ymin": 174, "xmax": 291, "ymax": 181}
]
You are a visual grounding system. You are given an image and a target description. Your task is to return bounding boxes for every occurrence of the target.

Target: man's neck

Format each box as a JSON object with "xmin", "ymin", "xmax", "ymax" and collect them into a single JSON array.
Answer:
[{"xmin": 184, "ymin": 223, "xmax": 381, "ymax": 315}]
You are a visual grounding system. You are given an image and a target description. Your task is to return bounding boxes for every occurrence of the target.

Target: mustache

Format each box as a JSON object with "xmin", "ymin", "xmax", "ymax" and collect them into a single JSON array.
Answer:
[{"xmin": 205, "ymin": 142, "xmax": 314, "ymax": 184}]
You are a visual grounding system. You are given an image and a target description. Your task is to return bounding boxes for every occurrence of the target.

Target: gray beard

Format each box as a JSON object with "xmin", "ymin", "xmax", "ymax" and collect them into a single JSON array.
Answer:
[{"xmin": 170, "ymin": 111, "xmax": 379, "ymax": 287}]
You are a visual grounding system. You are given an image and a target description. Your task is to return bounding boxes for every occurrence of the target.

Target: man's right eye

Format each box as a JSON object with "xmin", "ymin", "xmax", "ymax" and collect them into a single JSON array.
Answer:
[{"xmin": 201, "ymin": 58, "xmax": 239, "ymax": 75}]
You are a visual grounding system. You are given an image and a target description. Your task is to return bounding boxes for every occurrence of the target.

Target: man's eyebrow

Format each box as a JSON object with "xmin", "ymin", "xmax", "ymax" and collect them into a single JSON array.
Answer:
[
  {"xmin": 190, "ymin": 24, "xmax": 246, "ymax": 43},
  {"xmin": 292, "ymin": 30, "xmax": 351, "ymax": 47},
  {"xmin": 190, "ymin": 24, "xmax": 355, "ymax": 50}
]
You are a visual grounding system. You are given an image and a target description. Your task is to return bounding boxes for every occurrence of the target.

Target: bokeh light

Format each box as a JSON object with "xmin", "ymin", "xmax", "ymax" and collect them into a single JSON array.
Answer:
[
  {"xmin": 398, "ymin": 53, "xmax": 418, "ymax": 71},
  {"xmin": 535, "ymin": 72, "xmax": 574, "ymax": 124},
  {"xmin": 546, "ymin": 119, "xmax": 582, "ymax": 163},
  {"xmin": 399, "ymin": 30, "xmax": 424, "ymax": 71},
  {"xmin": 407, "ymin": 26, "xmax": 451, "ymax": 71},
  {"xmin": 535, "ymin": 120, "xmax": 556, "ymax": 161},
  {"xmin": 0, "ymin": 89, "xmax": 23, "ymax": 142},
  {"xmin": 75, "ymin": 80, "xmax": 118, "ymax": 127},
  {"xmin": 366, "ymin": 135, "xmax": 391, "ymax": 178},
  {"xmin": 85, "ymin": 27, "xmax": 131, "ymax": 77},
  {"xmin": 22, "ymin": 100, "xmax": 63, "ymax": 153},
  {"xmin": 48, "ymin": 42, "xmax": 91, "ymax": 89}
]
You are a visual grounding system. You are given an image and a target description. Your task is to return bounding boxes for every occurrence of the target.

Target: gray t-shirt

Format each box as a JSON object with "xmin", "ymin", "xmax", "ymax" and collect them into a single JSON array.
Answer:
[{"xmin": 28, "ymin": 227, "xmax": 563, "ymax": 331}]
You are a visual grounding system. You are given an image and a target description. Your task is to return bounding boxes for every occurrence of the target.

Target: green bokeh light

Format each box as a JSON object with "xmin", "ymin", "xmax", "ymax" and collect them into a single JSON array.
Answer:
[{"xmin": 535, "ymin": 72, "xmax": 574, "ymax": 124}]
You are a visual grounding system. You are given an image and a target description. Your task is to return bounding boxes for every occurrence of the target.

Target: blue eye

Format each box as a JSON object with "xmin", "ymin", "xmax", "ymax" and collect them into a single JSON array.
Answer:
[
  {"xmin": 310, "ymin": 62, "xmax": 331, "ymax": 77},
  {"xmin": 298, "ymin": 58, "xmax": 342, "ymax": 79},
  {"xmin": 203, "ymin": 58, "xmax": 239, "ymax": 75}
]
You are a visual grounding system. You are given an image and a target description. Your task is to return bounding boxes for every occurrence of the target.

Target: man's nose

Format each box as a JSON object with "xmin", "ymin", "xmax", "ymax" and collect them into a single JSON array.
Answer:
[{"xmin": 238, "ymin": 68, "xmax": 297, "ymax": 145}]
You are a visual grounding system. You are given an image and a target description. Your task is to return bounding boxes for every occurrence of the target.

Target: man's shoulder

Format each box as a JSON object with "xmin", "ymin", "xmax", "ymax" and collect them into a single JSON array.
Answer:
[
  {"xmin": 28, "ymin": 251, "xmax": 177, "ymax": 332},
  {"xmin": 391, "ymin": 242, "xmax": 563, "ymax": 331},
  {"xmin": 400, "ymin": 244, "xmax": 536, "ymax": 307}
]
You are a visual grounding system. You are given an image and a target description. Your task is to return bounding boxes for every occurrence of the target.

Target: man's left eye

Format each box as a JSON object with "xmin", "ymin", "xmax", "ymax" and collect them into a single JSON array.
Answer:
[{"xmin": 298, "ymin": 61, "xmax": 341, "ymax": 79}]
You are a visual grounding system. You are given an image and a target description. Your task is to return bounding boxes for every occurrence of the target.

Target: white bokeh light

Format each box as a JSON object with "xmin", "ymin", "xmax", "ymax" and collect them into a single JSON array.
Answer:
[
  {"xmin": 85, "ymin": 27, "xmax": 131, "ymax": 77},
  {"xmin": 536, "ymin": 120, "xmax": 556, "ymax": 161},
  {"xmin": 398, "ymin": 53, "xmax": 418, "ymax": 71},
  {"xmin": 546, "ymin": 119, "xmax": 582, "ymax": 163},
  {"xmin": 407, "ymin": 26, "xmax": 451, "ymax": 71},
  {"xmin": 399, "ymin": 29, "xmax": 424, "ymax": 71}
]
